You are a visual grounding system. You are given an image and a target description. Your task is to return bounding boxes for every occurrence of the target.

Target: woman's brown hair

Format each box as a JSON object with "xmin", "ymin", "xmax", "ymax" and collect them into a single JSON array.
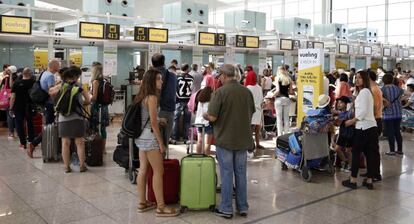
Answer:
[
  {"xmin": 356, "ymin": 70, "xmax": 371, "ymax": 93},
  {"xmin": 197, "ymin": 87, "xmax": 213, "ymax": 103},
  {"xmin": 134, "ymin": 69, "xmax": 161, "ymax": 104}
]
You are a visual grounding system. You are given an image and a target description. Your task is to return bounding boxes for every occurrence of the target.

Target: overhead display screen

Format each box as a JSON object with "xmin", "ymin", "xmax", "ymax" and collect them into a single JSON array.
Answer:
[
  {"xmin": 236, "ymin": 35, "xmax": 259, "ymax": 48},
  {"xmin": 339, "ymin": 44, "xmax": 349, "ymax": 54},
  {"xmin": 0, "ymin": 15, "xmax": 32, "ymax": 35},
  {"xmin": 280, "ymin": 39, "xmax": 293, "ymax": 50},
  {"xmin": 363, "ymin": 46, "xmax": 372, "ymax": 55},
  {"xmin": 134, "ymin": 27, "xmax": 169, "ymax": 43},
  {"xmin": 105, "ymin": 24, "xmax": 120, "ymax": 40},
  {"xmin": 383, "ymin": 48, "xmax": 391, "ymax": 57},
  {"xmin": 306, "ymin": 41, "xmax": 324, "ymax": 49},
  {"xmin": 199, "ymin": 32, "xmax": 216, "ymax": 46},
  {"xmin": 79, "ymin": 22, "xmax": 105, "ymax": 39}
]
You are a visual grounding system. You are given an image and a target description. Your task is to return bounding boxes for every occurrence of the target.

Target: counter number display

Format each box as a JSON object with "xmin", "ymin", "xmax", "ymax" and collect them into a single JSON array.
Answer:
[
  {"xmin": 105, "ymin": 24, "xmax": 120, "ymax": 40},
  {"xmin": 306, "ymin": 41, "xmax": 324, "ymax": 49},
  {"xmin": 0, "ymin": 15, "xmax": 32, "ymax": 35}
]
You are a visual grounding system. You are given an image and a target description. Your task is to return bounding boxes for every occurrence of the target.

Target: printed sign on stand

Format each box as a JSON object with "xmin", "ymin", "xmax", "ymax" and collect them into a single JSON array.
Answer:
[
  {"xmin": 103, "ymin": 42, "xmax": 118, "ymax": 77},
  {"xmin": 297, "ymin": 48, "xmax": 325, "ymax": 126}
]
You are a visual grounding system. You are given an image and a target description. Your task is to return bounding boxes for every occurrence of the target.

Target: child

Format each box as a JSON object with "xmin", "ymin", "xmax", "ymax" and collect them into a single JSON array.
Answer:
[
  {"xmin": 333, "ymin": 96, "xmax": 354, "ymax": 172},
  {"xmin": 194, "ymin": 87, "xmax": 213, "ymax": 155},
  {"xmin": 403, "ymin": 84, "xmax": 414, "ymax": 110}
]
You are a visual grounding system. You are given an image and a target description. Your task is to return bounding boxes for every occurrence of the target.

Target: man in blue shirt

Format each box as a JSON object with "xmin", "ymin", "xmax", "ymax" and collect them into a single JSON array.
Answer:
[
  {"xmin": 152, "ymin": 53, "xmax": 177, "ymax": 148},
  {"xmin": 30, "ymin": 59, "xmax": 60, "ymax": 156}
]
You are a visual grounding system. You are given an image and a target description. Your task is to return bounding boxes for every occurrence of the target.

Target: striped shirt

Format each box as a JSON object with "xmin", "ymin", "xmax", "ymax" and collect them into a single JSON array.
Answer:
[{"xmin": 382, "ymin": 85, "xmax": 404, "ymax": 120}]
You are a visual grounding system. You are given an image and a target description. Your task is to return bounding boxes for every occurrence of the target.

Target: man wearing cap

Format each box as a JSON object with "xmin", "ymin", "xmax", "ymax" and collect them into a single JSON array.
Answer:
[
  {"xmin": 244, "ymin": 65, "xmax": 257, "ymax": 87},
  {"xmin": 203, "ymin": 64, "xmax": 255, "ymax": 219}
]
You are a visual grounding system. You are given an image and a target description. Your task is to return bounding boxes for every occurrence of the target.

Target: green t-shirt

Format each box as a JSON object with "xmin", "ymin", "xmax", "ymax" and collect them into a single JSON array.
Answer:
[{"xmin": 208, "ymin": 80, "xmax": 256, "ymax": 150}]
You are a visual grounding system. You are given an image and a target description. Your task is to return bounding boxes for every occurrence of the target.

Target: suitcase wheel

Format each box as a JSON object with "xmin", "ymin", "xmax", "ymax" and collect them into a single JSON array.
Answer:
[
  {"xmin": 301, "ymin": 166, "xmax": 312, "ymax": 182},
  {"xmin": 128, "ymin": 169, "xmax": 137, "ymax": 184},
  {"xmin": 180, "ymin": 206, "xmax": 188, "ymax": 213}
]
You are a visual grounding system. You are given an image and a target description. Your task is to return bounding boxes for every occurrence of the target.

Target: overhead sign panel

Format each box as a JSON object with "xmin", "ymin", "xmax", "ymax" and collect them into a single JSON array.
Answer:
[
  {"xmin": 280, "ymin": 39, "xmax": 293, "ymax": 50},
  {"xmin": 0, "ymin": 15, "xmax": 31, "ymax": 35},
  {"xmin": 363, "ymin": 46, "xmax": 372, "ymax": 55},
  {"xmin": 134, "ymin": 27, "xmax": 168, "ymax": 43},
  {"xmin": 105, "ymin": 24, "xmax": 120, "ymax": 40},
  {"xmin": 79, "ymin": 22, "xmax": 104, "ymax": 39},
  {"xmin": 198, "ymin": 32, "xmax": 226, "ymax": 46},
  {"xmin": 338, "ymin": 44, "xmax": 349, "ymax": 54},
  {"xmin": 306, "ymin": 41, "xmax": 324, "ymax": 49},
  {"xmin": 236, "ymin": 35, "xmax": 259, "ymax": 48}
]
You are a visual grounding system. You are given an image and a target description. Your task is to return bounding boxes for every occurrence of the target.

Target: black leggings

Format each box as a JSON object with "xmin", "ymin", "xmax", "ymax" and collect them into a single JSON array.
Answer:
[
  {"xmin": 384, "ymin": 119, "xmax": 403, "ymax": 152},
  {"xmin": 351, "ymin": 127, "xmax": 378, "ymax": 179}
]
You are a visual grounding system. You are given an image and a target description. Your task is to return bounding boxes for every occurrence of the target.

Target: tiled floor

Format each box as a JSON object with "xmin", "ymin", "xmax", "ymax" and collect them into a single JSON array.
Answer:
[{"xmin": 1, "ymin": 123, "xmax": 414, "ymax": 224}]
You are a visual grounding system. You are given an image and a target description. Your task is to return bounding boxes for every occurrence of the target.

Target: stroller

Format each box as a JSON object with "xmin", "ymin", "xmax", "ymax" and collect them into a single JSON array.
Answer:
[
  {"xmin": 402, "ymin": 109, "xmax": 414, "ymax": 129},
  {"xmin": 275, "ymin": 109, "xmax": 335, "ymax": 182}
]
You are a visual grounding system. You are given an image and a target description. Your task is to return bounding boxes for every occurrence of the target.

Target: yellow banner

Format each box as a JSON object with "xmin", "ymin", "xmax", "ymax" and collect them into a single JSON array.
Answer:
[
  {"xmin": 246, "ymin": 36, "xmax": 259, "ymax": 48},
  {"xmin": 149, "ymin": 28, "xmax": 168, "ymax": 43},
  {"xmin": 34, "ymin": 50, "xmax": 48, "ymax": 69},
  {"xmin": 70, "ymin": 52, "xmax": 82, "ymax": 67},
  {"xmin": 79, "ymin": 22, "xmax": 104, "ymax": 39},
  {"xmin": 1, "ymin": 16, "xmax": 31, "ymax": 34},
  {"xmin": 335, "ymin": 59, "xmax": 349, "ymax": 70},
  {"xmin": 199, "ymin": 32, "xmax": 215, "ymax": 46}
]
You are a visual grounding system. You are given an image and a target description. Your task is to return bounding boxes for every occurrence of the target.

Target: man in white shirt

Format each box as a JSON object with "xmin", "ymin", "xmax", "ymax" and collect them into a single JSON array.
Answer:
[{"xmin": 377, "ymin": 67, "xmax": 385, "ymax": 87}]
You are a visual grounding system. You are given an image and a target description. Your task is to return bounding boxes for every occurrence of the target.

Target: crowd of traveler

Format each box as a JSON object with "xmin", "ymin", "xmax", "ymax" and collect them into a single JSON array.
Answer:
[{"xmin": 1, "ymin": 53, "xmax": 414, "ymax": 219}]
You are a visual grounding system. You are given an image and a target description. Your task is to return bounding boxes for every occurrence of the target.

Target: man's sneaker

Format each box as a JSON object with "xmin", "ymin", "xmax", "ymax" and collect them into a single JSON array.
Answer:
[
  {"xmin": 342, "ymin": 179, "xmax": 357, "ymax": 189},
  {"xmin": 238, "ymin": 211, "xmax": 248, "ymax": 217},
  {"xmin": 214, "ymin": 209, "xmax": 233, "ymax": 219},
  {"xmin": 385, "ymin": 151, "xmax": 396, "ymax": 156},
  {"xmin": 396, "ymin": 151, "xmax": 404, "ymax": 155}
]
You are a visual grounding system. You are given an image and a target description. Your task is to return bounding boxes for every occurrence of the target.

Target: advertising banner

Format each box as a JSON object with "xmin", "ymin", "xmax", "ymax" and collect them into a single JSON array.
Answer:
[
  {"xmin": 297, "ymin": 48, "xmax": 325, "ymax": 126},
  {"xmin": 103, "ymin": 42, "xmax": 117, "ymax": 77}
]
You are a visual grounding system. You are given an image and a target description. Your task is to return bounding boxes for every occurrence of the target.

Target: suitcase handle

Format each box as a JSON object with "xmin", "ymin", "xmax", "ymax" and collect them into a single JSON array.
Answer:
[{"xmin": 186, "ymin": 153, "xmax": 209, "ymax": 158}]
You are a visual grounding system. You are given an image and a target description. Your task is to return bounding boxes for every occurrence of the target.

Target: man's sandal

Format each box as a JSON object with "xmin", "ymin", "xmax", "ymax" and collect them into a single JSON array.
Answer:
[
  {"xmin": 137, "ymin": 201, "xmax": 156, "ymax": 213},
  {"xmin": 156, "ymin": 206, "xmax": 179, "ymax": 217}
]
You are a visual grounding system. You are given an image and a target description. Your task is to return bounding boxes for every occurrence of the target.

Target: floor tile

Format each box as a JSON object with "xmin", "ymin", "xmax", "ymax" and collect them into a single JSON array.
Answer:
[
  {"xmin": 0, "ymin": 193, "xmax": 32, "ymax": 215},
  {"xmin": 108, "ymin": 206, "xmax": 183, "ymax": 224},
  {"xmin": 371, "ymin": 204, "xmax": 414, "ymax": 224},
  {"xmin": 69, "ymin": 181, "xmax": 126, "ymax": 200},
  {"xmin": 345, "ymin": 215, "xmax": 398, "ymax": 224},
  {"xmin": 36, "ymin": 200, "xmax": 102, "ymax": 224},
  {"xmin": 66, "ymin": 215, "xmax": 118, "ymax": 224},
  {"xmin": 87, "ymin": 191, "xmax": 137, "ymax": 214},
  {"xmin": 254, "ymin": 210, "xmax": 331, "ymax": 224},
  {"xmin": 21, "ymin": 187, "xmax": 83, "ymax": 210},
  {"xmin": 0, "ymin": 211, "xmax": 47, "ymax": 224}
]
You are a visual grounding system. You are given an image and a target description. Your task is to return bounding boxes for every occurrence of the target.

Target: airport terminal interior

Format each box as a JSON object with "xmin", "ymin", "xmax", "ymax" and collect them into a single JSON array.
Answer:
[{"xmin": 1, "ymin": 0, "xmax": 414, "ymax": 223}]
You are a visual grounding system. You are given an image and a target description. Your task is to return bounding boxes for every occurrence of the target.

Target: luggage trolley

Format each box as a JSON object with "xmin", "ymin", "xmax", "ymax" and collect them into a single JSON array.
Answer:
[
  {"xmin": 108, "ymin": 90, "xmax": 126, "ymax": 120},
  {"xmin": 127, "ymin": 138, "xmax": 139, "ymax": 184},
  {"xmin": 276, "ymin": 132, "xmax": 334, "ymax": 182}
]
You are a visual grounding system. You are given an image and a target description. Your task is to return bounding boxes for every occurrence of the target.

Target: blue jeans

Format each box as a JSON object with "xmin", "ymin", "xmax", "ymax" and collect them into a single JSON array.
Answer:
[
  {"xmin": 6, "ymin": 108, "xmax": 15, "ymax": 134},
  {"xmin": 216, "ymin": 146, "xmax": 249, "ymax": 214},
  {"xmin": 172, "ymin": 102, "xmax": 191, "ymax": 141}
]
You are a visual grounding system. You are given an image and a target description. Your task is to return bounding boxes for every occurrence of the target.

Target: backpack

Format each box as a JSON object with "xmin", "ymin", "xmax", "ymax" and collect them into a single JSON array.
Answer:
[
  {"xmin": 29, "ymin": 72, "xmax": 49, "ymax": 105},
  {"xmin": 301, "ymin": 109, "xmax": 332, "ymax": 134},
  {"xmin": 121, "ymin": 101, "xmax": 149, "ymax": 138},
  {"xmin": 96, "ymin": 79, "xmax": 115, "ymax": 105},
  {"xmin": 54, "ymin": 82, "xmax": 82, "ymax": 116}
]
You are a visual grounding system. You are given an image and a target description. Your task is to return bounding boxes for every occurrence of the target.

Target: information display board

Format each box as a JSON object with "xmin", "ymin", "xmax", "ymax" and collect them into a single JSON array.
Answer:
[
  {"xmin": 235, "ymin": 35, "xmax": 259, "ymax": 48},
  {"xmin": 383, "ymin": 48, "xmax": 391, "ymax": 57},
  {"xmin": 199, "ymin": 32, "xmax": 215, "ymax": 46},
  {"xmin": 79, "ymin": 22, "xmax": 105, "ymax": 39},
  {"xmin": 280, "ymin": 39, "xmax": 293, "ymax": 50},
  {"xmin": 306, "ymin": 41, "xmax": 324, "ymax": 49},
  {"xmin": 134, "ymin": 27, "xmax": 169, "ymax": 43},
  {"xmin": 0, "ymin": 15, "xmax": 31, "ymax": 35},
  {"xmin": 338, "ymin": 44, "xmax": 349, "ymax": 54},
  {"xmin": 363, "ymin": 46, "xmax": 372, "ymax": 55},
  {"xmin": 105, "ymin": 24, "xmax": 120, "ymax": 40}
]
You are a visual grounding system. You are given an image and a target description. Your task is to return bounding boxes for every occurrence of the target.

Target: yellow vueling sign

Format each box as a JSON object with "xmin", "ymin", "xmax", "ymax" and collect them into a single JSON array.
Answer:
[
  {"xmin": 246, "ymin": 36, "xmax": 259, "ymax": 48},
  {"xmin": 79, "ymin": 22, "xmax": 104, "ymax": 39},
  {"xmin": 0, "ymin": 15, "xmax": 31, "ymax": 34},
  {"xmin": 199, "ymin": 32, "xmax": 216, "ymax": 46},
  {"xmin": 148, "ymin": 28, "xmax": 168, "ymax": 43},
  {"xmin": 297, "ymin": 49, "xmax": 325, "ymax": 126}
]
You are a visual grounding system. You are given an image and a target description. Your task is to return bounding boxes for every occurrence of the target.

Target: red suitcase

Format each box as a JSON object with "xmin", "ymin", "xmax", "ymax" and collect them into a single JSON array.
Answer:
[
  {"xmin": 32, "ymin": 113, "xmax": 43, "ymax": 136},
  {"xmin": 147, "ymin": 157, "xmax": 180, "ymax": 204}
]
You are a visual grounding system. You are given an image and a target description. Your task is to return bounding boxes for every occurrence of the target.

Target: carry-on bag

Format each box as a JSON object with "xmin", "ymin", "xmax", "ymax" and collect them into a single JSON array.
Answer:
[
  {"xmin": 86, "ymin": 106, "xmax": 104, "ymax": 166},
  {"xmin": 147, "ymin": 134, "xmax": 180, "ymax": 204},
  {"xmin": 180, "ymin": 124, "xmax": 216, "ymax": 212},
  {"xmin": 276, "ymin": 133, "xmax": 291, "ymax": 151},
  {"xmin": 41, "ymin": 123, "xmax": 60, "ymax": 162}
]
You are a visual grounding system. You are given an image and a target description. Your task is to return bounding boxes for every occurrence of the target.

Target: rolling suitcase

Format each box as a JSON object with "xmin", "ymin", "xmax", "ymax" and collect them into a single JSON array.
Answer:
[
  {"xmin": 147, "ymin": 142, "xmax": 180, "ymax": 204},
  {"xmin": 180, "ymin": 124, "xmax": 216, "ymax": 212},
  {"xmin": 41, "ymin": 123, "xmax": 60, "ymax": 162},
  {"xmin": 276, "ymin": 133, "xmax": 291, "ymax": 151},
  {"xmin": 86, "ymin": 106, "xmax": 104, "ymax": 166}
]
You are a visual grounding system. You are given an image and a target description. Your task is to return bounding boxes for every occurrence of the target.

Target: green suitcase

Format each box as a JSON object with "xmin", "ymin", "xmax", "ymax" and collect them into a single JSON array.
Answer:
[{"xmin": 180, "ymin": 125, "xmax": 216, "ymax": 212}]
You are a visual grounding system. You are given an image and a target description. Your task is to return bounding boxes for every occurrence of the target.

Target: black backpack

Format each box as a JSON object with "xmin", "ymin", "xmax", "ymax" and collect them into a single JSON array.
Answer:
[
  {"xmin": 121, "ymin": 101, "xmax": 149, "ymax": 138},
  {"xmin": 96, "ymin": 79, "xmax": 115, "ymax": 105},
  {"xmin": 30, "ymin": 72, "xmax": 49, "ymax": 104}
]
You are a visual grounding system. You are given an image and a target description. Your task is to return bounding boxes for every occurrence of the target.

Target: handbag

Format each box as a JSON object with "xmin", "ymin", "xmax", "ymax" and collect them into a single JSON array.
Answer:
[{"xmin": 0, "ymin": 78, "xmax": 11, "ymax": 110}]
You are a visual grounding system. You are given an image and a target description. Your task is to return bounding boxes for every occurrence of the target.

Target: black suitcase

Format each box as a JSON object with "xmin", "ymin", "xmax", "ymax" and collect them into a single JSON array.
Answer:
[{"xmin": 276, "ymin": 133, "xmax": 291, "ymax": 151}]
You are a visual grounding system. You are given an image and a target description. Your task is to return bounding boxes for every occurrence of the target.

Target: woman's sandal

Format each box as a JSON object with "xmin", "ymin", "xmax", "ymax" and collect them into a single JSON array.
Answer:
[
  {"xmin": 137, "ymin": 201, "xmax": 156, "ymax": 213},
  {"xmin": 156, "ymin": 206, "xmax": 179, "ymax": 217}
]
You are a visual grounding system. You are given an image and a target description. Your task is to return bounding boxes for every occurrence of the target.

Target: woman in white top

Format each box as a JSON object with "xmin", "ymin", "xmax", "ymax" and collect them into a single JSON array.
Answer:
[
  {"xmin": 194, "ymin": 87, "xmax": 214, "ymax": 155},
  {"xmin": 342, "ymin": 70, "xmax": 378, "ymax": 190},
  {"xmin": 261, "ymin": 69, "xmax": 273, "ymax": 95},
  {"xmin": 272, "ymin": 66, "xmax": 294, "ymax": 136},
  {"xmin": 247, "ymin": 82, "xmax": 264, "ymax": 150}
]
